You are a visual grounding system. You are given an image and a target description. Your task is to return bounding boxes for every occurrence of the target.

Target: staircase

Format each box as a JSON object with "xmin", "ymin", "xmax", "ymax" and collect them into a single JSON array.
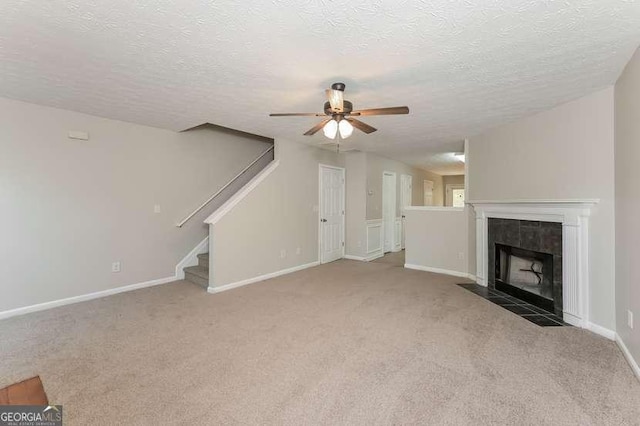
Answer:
[
  {"xmin": 176, "ymin": 138, "xmax": 275, "ymax": 291},
  {"xmin": 184, "ymin": 253, "xmax": 209, "ymax": 288}
]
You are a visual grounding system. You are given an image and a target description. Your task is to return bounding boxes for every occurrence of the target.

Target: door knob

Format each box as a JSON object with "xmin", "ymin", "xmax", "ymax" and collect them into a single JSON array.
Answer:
[{"xmin": 321, "ymin": 218, "xmax": 327, "ymax": 222}]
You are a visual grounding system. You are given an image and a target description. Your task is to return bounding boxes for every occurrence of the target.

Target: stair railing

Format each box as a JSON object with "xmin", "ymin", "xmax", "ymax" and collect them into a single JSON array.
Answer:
[{"xmin": 176, "ymin": 144, "xmax": 274, "ymax": 227}]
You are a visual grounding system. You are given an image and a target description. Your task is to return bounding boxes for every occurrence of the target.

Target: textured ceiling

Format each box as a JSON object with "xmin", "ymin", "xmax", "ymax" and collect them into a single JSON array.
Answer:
[{"xmin": 1, "ymin": 1, "xmax": 639, "ymax": 172}]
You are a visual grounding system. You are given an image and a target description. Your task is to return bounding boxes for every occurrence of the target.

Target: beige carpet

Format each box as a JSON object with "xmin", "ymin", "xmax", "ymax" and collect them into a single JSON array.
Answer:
[{"xmin": 1, "ymin": 258, "xmax": 639, "ymax": 425}]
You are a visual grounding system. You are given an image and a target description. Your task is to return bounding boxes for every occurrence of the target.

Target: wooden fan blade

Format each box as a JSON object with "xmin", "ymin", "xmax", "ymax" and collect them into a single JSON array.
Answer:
[
  {"xmin": 348, "ymin": 118, "xmax": 377, "ymax": 134},
  {"xmin": 304, "ymin": 118, "xmax": 332, "ymax": 136},
  {"xmin": 325, "ymin": 89, "xmax": 344, "ymax": 112},
  {"xmin": 350, "ymin": 106, "xmax": 409, "ymax": 116},
  {"xmin": 270, "ymin": 112, "xmax": 325, "ymax": 117}
]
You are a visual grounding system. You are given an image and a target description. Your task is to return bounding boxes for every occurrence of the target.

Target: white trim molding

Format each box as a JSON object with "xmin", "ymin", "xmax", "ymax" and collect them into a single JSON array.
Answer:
[
  {"xmin": 585, "ymin": 322, "xmax": 616, "ymax": 340},
  {"xmin": 393, "ymin": 217, "xmax": 402, "ymax": 252},
  {"xmin": 205, "ymin": 160, "xmax": 279, "ymax": 225},
  {"xmin": 404, "ymin": 263, "xmax": 475, "ymax": 281},
  {"xmin": 366, "ymin": 219, "xmax": 384, "ymax": 260},
  {"xmin": 343, "ymin": 253, "xmax": 384, "ymax": 262},
  {"xmin": 0, "ymin": 275, "xmax": 175, "ymax": 321},
  {"xmin": 469, "ymin": 199, "xmax": 599, "ymax": 329},
  {"xmin": 208, "ymin": 261, "xmax": 319, "ymax": 294},
  {"xmin": 343, "ymin": 255, "xmax": 367, "ymax": 261},
  {"xmin": 405, "ymin": 206, "xmax": 464, "ymax": 212},
  {"xmin": 616, "ymin": 334, "xmax": 640, "ymax": 381},
  {"xmin": 0, "ymin": 237, "xmax": 211, "ymax": 321}
]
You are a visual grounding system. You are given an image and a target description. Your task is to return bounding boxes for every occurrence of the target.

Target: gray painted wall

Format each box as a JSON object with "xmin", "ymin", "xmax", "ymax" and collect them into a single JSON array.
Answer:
[
  {"xmin": 468, "ymin": 87, "xmax": 616, "ymax": 331},
  {"xmin": 615, "ymin": 47, "xmax": 640, "ymax": 368},
  {"xmin": 404, "ymin": 208, "xmax": 469, "ymax": 274},
  {"xmin": 210, "ymin": 139, "xmax": 343, "ymax": 287},
  {"xmin": 0, "ymin": 96, "xmax": 270, "ymax": 312},
  {"xmin": 365, "ymin": 153, "xmax": 444, "ymax": 219},
  {"xmin": 345, "ymin": 152, "xmax": 368, "ymax": 258}
]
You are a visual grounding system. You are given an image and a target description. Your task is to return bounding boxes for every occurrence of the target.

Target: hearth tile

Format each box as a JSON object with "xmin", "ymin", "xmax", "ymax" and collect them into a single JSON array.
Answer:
[
  {"xmin": 525, "ymin": 304, "xmax": 555, "ymax": 315},
  {"xmin": 487, "ymin": 296, "xmax": 513, "ymax": 306},
  {"xmin": 502, "ymin": 304, "xmax": 539, "ymax": 315},
  {"xmin": 498, "ymin": 295, "xmax": 526, "ymax": 304},
  {"xmin": 457, "ymin": 284, "xmax": 570, "ymax": 327},
  {"xmin": 521, "ymin": 315, "xmax": 564, "ymax": 326}
]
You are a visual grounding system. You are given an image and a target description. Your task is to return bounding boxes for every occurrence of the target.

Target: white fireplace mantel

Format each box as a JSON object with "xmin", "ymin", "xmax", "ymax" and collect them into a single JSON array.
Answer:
[{"xmin": 468, "ymin": 199, "xmax": 599, "ymax": 328}]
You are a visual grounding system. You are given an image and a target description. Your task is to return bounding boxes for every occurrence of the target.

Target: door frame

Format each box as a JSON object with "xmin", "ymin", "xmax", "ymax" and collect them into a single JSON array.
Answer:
[
  {"xmin": 446, "ymin": 184, "xmax": 465, "ymax": 207},
  {"xmin": 382, "ymin": 171, "xmax": 397, "ymax": 253},
  {"xmin": 318, "ymin": 164, "xmax": 346, "ymax": 263}
]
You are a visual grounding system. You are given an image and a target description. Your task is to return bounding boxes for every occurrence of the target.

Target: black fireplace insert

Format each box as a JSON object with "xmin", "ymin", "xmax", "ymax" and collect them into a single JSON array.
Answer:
[{"xmin": 494, "ymin": 243, "xmax": 554, "ymax": 313}]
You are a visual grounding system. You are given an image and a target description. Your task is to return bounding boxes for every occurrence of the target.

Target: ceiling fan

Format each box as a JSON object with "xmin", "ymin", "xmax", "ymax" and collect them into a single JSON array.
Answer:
[{"xmin": 269, "ymin": 82, "xmax": 409, "ymax": 140}]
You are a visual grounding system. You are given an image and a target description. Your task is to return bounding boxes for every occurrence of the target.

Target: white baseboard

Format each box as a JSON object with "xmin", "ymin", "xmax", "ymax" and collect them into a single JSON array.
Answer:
[
  {"xmin": 208, "ymin": 261, "xmax": 320, "ymax": 294},
  {"xmin": 0, "ymin": 275, "xmax": 176, "ymax": 321},
  {"xmin": 175, "ymin": 236, "xmax": 209, "ymax": 280},
  {"xmin": 343, "ymin": 255, "xmax": 366, "ymax": 261},
  {"xmin": 585, "ymin": 322, "xmax": 616, "ymax": 340},
  {"xmin": 366, "ymin": 253, "xmax": 384, "ymax": 261},
  {"xmin": 343, "ymin": 253, "xmax": 384, "ymax": 262},
  {"xmin": 0, "ymin": 237, "xmax": 211, "ymax": 321},
  {"xmin": 404, "ymin": 263, "xmax": 473, "ymax": 280},
  {"xmin": 616, "ymin": 334, "xmax": 640, "ymax": 382}
]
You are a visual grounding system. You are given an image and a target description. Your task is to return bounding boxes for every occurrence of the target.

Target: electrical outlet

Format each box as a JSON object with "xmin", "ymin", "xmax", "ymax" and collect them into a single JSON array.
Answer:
[
  {"xmin": 154, "ymin": 204, "xmax": 161, "ymax": 213},
  {"xmin": 458, "ymin": 252, "xmax": 465, "ymax": 260},
  {"xmin": 111, "ymin": 262, "xmax": 121, "ymax": 273},
  {"xmin": 357, "ymin": 241, "xmax": 362, "ymax": 247},
  {"xmin": 280, "ymin": 249, "xmax": 286, "ymax": 259},
  {"xmin": 296, "ymin": 247, "xmax": 301, "ymax": 255},
  {"xmin": 628, "ymin": 310, "xmax": 634, "ymax": 329}
]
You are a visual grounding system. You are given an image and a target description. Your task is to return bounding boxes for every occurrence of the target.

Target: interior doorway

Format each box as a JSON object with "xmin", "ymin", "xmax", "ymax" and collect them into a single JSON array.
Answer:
[
  {"xmin": 382, "ymin": 171, "xmax": 396, "ymax": 253},
  {"xmin": 446, "ymin": 184, "xmax": 465, "ymax": 207},
  {"xmin": 319, "ymin": 164, "xmax": 345, "ymax": 264},
  {"xmin": 423, "ymin": 180, "xmax": 434, "ymax": 206}
]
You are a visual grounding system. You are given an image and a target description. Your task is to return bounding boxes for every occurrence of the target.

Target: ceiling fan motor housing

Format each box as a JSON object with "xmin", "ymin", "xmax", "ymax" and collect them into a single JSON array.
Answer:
[
  {"xmin": 324, "ymin": 100, "xmax": 353, "ymax": 115},
  {"xmin": 331, "ymin": 82, "xmax": 346, "ymax": 91}
]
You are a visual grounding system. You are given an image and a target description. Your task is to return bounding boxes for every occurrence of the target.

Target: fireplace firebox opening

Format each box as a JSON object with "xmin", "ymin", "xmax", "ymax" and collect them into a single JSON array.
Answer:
[{"xmin": 495, "ymin": 243, "xmax": 554, "ymax": 313}]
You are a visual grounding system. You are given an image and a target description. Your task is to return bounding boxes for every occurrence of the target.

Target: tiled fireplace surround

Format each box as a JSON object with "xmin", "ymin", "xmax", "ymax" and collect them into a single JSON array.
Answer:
[
  {"xmin": 488, "ymin": 218, "xmax": 563, "ymax": 316},
  {"xmin": 470, "ymin": 200, "xmax": 598, "ymax": 328}
]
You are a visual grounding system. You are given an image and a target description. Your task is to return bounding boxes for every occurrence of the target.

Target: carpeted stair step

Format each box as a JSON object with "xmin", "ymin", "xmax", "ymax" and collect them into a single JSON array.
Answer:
[
  {"xmin": 184, "ymin": 265, "xmax": 208, "ymax": 289},
  {"xmin": 197, "ymin": 252, "xmax": 209, "ymax": 270}
]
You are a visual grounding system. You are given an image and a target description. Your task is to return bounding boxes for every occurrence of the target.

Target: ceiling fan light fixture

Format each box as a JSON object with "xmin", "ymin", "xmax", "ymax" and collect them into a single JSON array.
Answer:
[
  {"xmin": 339, "ymin": 119, "xmax": 354, "ymax": 139},
  {"xmin": 323, "ymin": 119, "xmax": 338, "ymax": 139}
]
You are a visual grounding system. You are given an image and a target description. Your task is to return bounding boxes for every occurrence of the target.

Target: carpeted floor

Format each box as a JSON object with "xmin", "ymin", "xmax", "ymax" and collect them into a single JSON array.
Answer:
[{"xmin": 1, "ymin": 257, "xmax": 639, "ymax": 425}]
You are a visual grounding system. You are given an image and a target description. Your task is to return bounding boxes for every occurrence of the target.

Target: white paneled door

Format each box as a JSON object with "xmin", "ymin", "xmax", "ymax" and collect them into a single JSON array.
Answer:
[{"xmin": 319, "ymin": 165, "xmax": 345, "ymax": 264}]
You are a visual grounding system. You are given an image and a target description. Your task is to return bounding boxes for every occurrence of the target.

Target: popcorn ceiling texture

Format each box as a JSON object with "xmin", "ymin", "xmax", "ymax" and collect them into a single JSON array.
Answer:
[{"xmin": 0, "ymin": 1, "xmax": 638, "ymax": 169}]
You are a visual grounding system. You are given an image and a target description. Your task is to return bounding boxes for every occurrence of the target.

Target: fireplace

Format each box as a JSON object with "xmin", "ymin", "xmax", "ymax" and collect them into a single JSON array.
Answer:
[
  {"xmin": 495, "ymin": 243, "xmax": 554, "ymax": 312},
  {"xmin": 470, "ymin": 200, "xmax": 598, "ymax": 328},
  {"xmin": 488, "ymin": 218, "xmax": 563, "ymax": 316}
]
